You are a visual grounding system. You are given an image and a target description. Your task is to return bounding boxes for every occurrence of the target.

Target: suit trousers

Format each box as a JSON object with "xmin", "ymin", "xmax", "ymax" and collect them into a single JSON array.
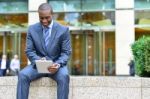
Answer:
[
  {"xmin": 17, "ymin": 65, "xmax": 70, "ymax": 99},
  {"xmin": 0, "ymin": 69, "xmax": 6, "ymax": 76}
]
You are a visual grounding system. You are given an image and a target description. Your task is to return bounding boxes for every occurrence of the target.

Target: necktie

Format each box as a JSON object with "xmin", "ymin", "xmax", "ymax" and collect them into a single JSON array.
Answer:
[{"xmin": 43, "ymin": 27, "xmax": 50, "ymax": 48}]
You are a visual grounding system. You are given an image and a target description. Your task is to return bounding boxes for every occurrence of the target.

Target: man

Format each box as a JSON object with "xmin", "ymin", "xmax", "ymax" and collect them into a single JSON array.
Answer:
[
  {"xmin": 10, "ymin": 54, "xmax": 20, "ymax": 76},
  {"xmin": 17, "ymin": 3, "xmax": 72, "ymax": 99},
  {"xmin": 0, "ymin": 54, "xmax": 10, "ymax": 76},
  {"xmin": 128, "ymin": 59, "xmax": 135, "ymax": 76}
]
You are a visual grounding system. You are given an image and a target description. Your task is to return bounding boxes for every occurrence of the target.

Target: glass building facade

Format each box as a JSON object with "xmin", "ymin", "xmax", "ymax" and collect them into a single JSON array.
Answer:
[
  {"xmin": 0, "ymin": 0, "xmax": 28, "ymax": 66},
  {"xmin": 0, "ymin": 0, "xmax": 149, "ymax": 76},
  {"xmin": 49, "ymin": 0, "xmax": 115, "ymax": 76},
  {"xmin": 135, "ymin": 0, "xmax": 150, "ymax": 40}
]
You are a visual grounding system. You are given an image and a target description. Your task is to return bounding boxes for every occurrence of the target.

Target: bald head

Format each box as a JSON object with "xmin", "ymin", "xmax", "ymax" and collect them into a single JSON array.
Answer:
[{"xmin": 38, "ymin": 3, "xmax": 53, "ymax": 14}]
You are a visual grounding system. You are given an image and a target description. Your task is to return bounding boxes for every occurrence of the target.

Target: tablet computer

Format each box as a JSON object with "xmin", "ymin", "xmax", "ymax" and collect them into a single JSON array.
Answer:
[{"xmin": 35, "ymin": 60, "xmax": 53, "ymax": 73}]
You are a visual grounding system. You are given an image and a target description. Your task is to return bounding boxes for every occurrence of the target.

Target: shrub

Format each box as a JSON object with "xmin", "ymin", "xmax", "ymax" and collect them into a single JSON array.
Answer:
[{"xmin": 131, "ymin": 36, "xmax": 150, "ymax": 77}]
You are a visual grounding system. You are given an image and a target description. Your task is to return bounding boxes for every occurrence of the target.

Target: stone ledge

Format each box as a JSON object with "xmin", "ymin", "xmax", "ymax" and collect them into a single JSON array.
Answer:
[
  {"xmin": 142, "ymin": 77, "xmax": 150, "ymax": 88},
  {"xmin": 0, "ymin": 76, "xmax": 149, "ymax": 99},
  {"xmin": 72, "ymin": 76, "xmax": 141, "ymax": 87}
]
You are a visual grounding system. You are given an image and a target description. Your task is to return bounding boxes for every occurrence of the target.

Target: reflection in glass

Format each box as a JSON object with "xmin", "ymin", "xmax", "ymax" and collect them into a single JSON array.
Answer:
[
  {"xmin": 0, "ymin": 33, "xmax": 13, "ymax": 61},
  {"xmin": 135, "ymin": 0, "xmax": 150, "ymax": 9},
  {"xmin": 81, "ymin": 12, "xmax": 115, "ymax": 26},
  {"xmin": 82, "ymin": 0, "xmax": 115, "ymax": 11},
  {"xmin": 103, "ymin": 32, "xmax": 115, "ymax": 75},
  {"xmin": 0, "ymin": 14, "xmax": 28, "ymax": 28},
  {"xmin": 70, "ymin": 30, "xmax": 116, "ymax": 76},
  {"xmin": 53, "ymin": 12, "xmax": 81, "ymax": 26},
  {"xmin": 0, "ymin": 35, "xmax": 3, "ymax": 55},
  {"xmin": 49, "ymin": 0, "xmax": 115, "ymax": 12},
  {"xmin": 135, "ymin": 11, "xmax": 150, "ymax": 24},
  {"xmin": 53, "ymin": 12, "xmax": 115, "ymax": 27},
  {"xmin": 49, "ymin": 0, "xmax": 81, "ymax": 12},
  {"xmin": 71, "ymin": 31, "xmax": 84, "ymax": 75},
  {"xmin": 0, "ymin": 32, "xmax": 27, "ymax": 68},
  {"xmin": 87, "ymin": 31, "xmax": 94, "ymax": 75},
  {"xmin": 135, "ymin": 10, "xmax": 150, "ymax": 41},
  {"xmin": 0, "ymin": 0, "xmax": 28, "ymax": 12}
]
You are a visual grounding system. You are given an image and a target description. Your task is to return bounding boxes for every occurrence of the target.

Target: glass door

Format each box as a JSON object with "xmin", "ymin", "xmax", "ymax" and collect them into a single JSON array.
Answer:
[
  {"xmin": 0, "ymin": 32, "xmax": 13, "ymax": 60},
  {"xmin": 101, "ymin": 31, "xmax": 115, "ymax": 76},
  {"xmin": 11, "ymin": 32, "xmax": 27, "ymax": 68},
  {"xmin": 0, "ymin": 32, "xmax": 15, "ymax": 61},
  {"xmin": 70, "ymin": 29, "xmax": 115, "ymax": 76},
  {"xmin": 70, "ymin": 29, "xmax": 101, "ymax": 75},
  {"xmin": 70, "ymin": 30, "xmax": 85, "ymax": 75},
  {"xmin": 0, "ymin": 36, "xmax": 2, "ymax": 54}
]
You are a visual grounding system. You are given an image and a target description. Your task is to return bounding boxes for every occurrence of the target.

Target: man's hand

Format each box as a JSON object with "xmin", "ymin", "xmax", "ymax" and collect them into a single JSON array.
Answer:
[{"xmin": 47, "ymin": 63, "xmax": 60, "ymax": 74}]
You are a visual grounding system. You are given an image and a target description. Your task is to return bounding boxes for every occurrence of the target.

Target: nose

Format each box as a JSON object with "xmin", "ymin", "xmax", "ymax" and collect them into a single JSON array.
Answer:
[{"xmin": 41, "ymin": 18, "xmax": 47, "ymax": 23}]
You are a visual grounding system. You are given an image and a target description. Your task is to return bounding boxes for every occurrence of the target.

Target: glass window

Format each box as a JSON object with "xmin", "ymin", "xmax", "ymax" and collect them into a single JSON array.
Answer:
[
  {"xmin": 53, "ymin": 11, "xmax": 115, "ymax": 27},
  {"xmin": 135, "ymin": 11, "xmax": 150, "ymax": 25},
  {"xmin": 0, "ymin": 14, "xmax": 28, "ymax": 30},
  {"xmin": 49, "ymin": 0, "xmax": 81, "ymax": 12},
  {"xmin": 135, "ymin": 0, "xmax": 150, "ymax": 9},
  {"xmin": 135, "ymin": 0, "xmax": 150, "ymax": 39},
  {"xmin": 82, "ymin": 0, "xmax": 115, "ymax": 11},
  {"xmin": 0, "ymin": 0, "xmax": 28, "ymax": 13},
  {"xmin": 135, "ymin": 10, "xmax": 150, "ymax": 41},
  {"xmin": 81, "ymin": 12, "xmax": 115, "ymax": 26},
  {"xmin": 48, "ymin": 0, "xmax": 115, "ymax": 12},
  {"xmin": 53, "ymin": 12, "xmax": 81, "ymax": 26}
]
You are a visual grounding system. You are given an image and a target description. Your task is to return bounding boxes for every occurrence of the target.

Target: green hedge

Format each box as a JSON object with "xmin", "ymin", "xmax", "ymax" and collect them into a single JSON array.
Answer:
[{"xmin": 131, "ymin": 36, "xmax": 150, "ymax": 77}]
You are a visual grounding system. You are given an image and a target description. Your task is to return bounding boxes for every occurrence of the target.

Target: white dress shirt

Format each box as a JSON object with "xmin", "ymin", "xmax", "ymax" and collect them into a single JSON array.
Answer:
[
  {"xmin": 1, "ymin": 59, "xmax": 6, "ymax": 69},
  {"xmin": 10, "ymin": 59, "xmax": 20, "ymax": 71}
]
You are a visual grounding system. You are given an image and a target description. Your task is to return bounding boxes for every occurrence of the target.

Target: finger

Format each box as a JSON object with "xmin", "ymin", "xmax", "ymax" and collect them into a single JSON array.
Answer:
[
  {"xmin": 48, "ymin": 68, "xmax": 57, "ymax": 71},
  {"xmin": 50, "ymin": 65, "xmax": 58, "ymax": 69},
  {"xmin": 48, "ymin": 69, "xmax": 57, "ymax": 73}
]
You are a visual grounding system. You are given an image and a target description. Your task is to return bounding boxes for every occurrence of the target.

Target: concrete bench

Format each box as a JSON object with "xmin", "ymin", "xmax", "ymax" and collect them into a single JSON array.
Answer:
[{"xmin": 0, "ymin": 76, "xmax": 150, "ymax": 99}]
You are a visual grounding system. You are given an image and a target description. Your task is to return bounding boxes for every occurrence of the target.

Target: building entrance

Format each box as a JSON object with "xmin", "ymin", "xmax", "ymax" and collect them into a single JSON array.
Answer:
[
  {"xmin": 70, "ymin": 28, "xmax": 115, "ymax": 76},
  {"xmin": 0, "ymin": 32, "xmax": 27, "ymax": 68}
]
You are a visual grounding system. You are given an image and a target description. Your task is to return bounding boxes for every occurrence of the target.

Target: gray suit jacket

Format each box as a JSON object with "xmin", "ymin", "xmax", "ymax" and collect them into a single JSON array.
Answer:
[{"xmin": 25, "ymin": 22, "xmax": 72, "ymax": 67}]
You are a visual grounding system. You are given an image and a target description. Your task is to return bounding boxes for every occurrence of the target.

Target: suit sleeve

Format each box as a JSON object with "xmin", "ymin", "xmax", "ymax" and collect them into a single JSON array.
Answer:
[
  {"xmin": 54, "ymin": 27, "xmax": 72, "ymax": 66},
  {"xmin": 25, "ymin": 26, "xmax": 41, "ymax": 64}
]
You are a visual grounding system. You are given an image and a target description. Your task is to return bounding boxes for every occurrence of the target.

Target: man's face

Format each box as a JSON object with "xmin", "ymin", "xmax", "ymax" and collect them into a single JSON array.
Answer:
[{"xmin": 38, "ymin": 9, "xmax": 52, "ymax": 27}]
